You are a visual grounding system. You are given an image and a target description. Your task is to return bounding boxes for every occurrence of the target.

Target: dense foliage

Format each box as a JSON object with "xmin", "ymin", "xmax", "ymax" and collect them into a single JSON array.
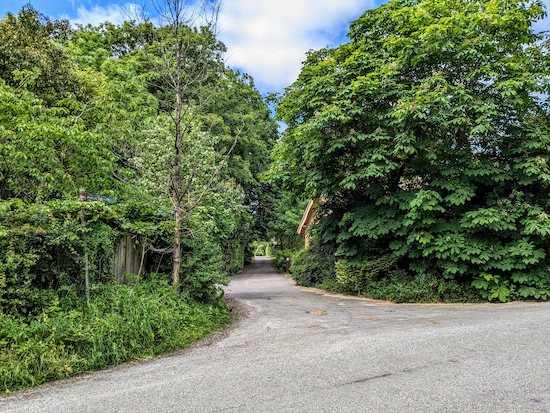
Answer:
[
  {"xmin": 335, "ymin": 255, "xmax": 398, "ymax": 292},
  {"xmin": 264, "ymin": 193, "xmax": 307, "ymax": 250},
  {"xmin": 0, "ymin": 199, "xmax": 180, "ymax": 315},
  {"xmin": 272, "ymin": 0, "xmax": 550, "ymax": 302},
  {"xmin": 0, "ymin": 7, "xmax": 123, "ymax": 201},
  {"xmin": 0, "ymin": 5, "xmax": 276, "ymax": 294},
  {"xmin": 274, "ymin": 249, "xmax": 298, "ymax": 273},
  {"xmin": 290, "ymin": 240, "xmax": 337, "ymax": 287}
]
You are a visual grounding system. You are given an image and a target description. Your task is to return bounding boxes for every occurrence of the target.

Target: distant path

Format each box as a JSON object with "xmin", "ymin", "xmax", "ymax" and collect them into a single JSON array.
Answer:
[{"xmin": 2, "ymin": 256, "xmax": 550, "ymax": 412}]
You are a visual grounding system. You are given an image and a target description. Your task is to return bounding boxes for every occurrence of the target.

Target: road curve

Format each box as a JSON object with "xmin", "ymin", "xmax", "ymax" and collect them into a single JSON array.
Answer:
[{"xmin": 1, "ymin": 256, "xmax": 550, "ymax": 412}]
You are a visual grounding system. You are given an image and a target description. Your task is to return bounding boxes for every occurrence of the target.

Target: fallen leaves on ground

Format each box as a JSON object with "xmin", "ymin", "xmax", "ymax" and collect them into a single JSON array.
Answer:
[
  {"xmin": 412, "ymin": 321, "xmax": 441, "ymax": 324},
  {"xmin": 308, "ymin": 311, "xmax": 327, "ymax": 315}
]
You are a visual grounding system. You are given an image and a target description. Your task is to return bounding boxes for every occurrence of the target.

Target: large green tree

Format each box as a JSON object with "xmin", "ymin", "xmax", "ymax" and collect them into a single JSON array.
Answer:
[
  {"xmin": 66, "ymin": 7, "xmax": 278, "ymax": 280},
  {"xmin": 272, "ymin": 0, "xmax": 550, "ymax": 301},
  {"xmin": 0, "ymin": 6, "xmax": 129, "ymax": 201},
  {"xmin": 0, "ymin": 5, "xmax": 76, "ymax": 105}
]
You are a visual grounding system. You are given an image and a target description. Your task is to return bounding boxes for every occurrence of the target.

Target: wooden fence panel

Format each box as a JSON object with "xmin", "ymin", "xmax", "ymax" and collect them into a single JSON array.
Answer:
[{"xmin": 113, "ymin": 234, "xmax": 145, "ymax": 283}]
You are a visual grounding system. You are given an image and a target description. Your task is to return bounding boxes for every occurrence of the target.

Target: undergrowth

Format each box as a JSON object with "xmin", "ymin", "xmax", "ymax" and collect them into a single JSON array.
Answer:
[
  {"xmin": 289, "ymin": 241, "xmax": 337, "ymax": 287},
  {"xmin": 0, "ymin": 279, "xmax": 231, "ymax": 394},
  {"xmin": 287, "ymin": 240, "xmax": 485, "ymax": 303},
  {"xmin": 274, "ymin": 249, "xmax": 301, "ymax": 273},
  {"xmin": 317, "ymin": 270, "xmax": 484, "ymax": 303}
]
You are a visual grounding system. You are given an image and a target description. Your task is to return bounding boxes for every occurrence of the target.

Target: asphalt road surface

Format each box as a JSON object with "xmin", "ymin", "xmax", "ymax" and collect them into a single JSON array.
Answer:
[{"xmin": 2, "ymin": 256, "xmax": 550, "ymax": 412}]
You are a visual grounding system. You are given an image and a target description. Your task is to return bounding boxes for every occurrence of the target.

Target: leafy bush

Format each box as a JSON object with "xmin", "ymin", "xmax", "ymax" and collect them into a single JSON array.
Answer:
[
  {"xmin": 316, "ymin": 278, "xmax": 354, "ymax": 295},
  {"xmin": 290, "ymin": 240, "xmax": 337, "ymax": 287},
  {"xmin": 335, "ymin": 254, "xmax": 398, "ymax": 292},
  {"xmin": 288, "ymin": 241, "xmax": 514, "ymax": 303},
  {"xmin": 0, "ymin": 199, "xmax": 236, "ymax": 312},
  {"xmin": 219, "ymin": 241, "xmax": 245, "ymax": 276},
  {"xmin": 243, "ymin": 243, "xmax": 255, "ymax": 265},
  {"xmin": 471, "ymin": 272, "xmax": 525, "ymax": 303},
  {"xmin": 274, "ymin": 248, "xmax": 301, "ymax": 273},
  {"xmin": 180, "ymin": 237, "xmax": 229, "ymax": 303},
  {"xmin": 321, "ymin": 268, "xmax": 483, "ymax": 303},
  {"xmin": 0, "ymin": 279, "xmax": 231, "ymax": 394},
  {"xmin": 364, "ymin": 270, "xmax": 483, "ymax": 303},
  {"xmin": 306, "ymin": 248, "xmax": 485, "ymax": 302},
  {"xmin": 0, "ymin": 200, "xmax": 122, "ymax": 316}
]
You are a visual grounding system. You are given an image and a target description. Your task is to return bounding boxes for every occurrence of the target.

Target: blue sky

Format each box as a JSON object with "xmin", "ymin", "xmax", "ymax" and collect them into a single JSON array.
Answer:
[
  {"xmin": 0, "ymin": 0, "xmax": 375, "ymax": 95},
  {"xmin": 1, "ymin": 0, "xmax": 550, "ymax": 96}
]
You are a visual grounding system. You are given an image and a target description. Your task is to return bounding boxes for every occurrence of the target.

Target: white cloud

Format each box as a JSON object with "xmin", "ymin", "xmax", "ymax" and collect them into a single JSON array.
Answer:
[
  {"xmin": 66, "ymin": 0, "xmax": 550, "ymax": 95},
  {"xmin": 219, "ymin": 0, "xmax": 374, "ymax": 94},
  {"xmin": 70, "ymin": 3, "xmax": 139, "ymax": 27}
]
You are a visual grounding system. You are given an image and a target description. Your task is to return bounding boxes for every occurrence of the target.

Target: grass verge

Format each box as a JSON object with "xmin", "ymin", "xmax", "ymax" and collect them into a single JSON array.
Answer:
[{"xmin": 0, "ymin": 279, "xmax": 231, "ymax": 394}]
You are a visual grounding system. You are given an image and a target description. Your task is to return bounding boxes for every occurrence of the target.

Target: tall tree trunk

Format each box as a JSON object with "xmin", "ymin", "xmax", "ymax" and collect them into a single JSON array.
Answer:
[
  {"xmin": 171, "ymin": 115, "xmax": 182, "ymax": 282},
  {"xmin": 133, "ymin": 0, "xmax": 224, "ymax": 285},
  {"xmin": 172, "ymin": 135, "xmax": 182, "ymax": 283},
  {"xmin": 172, "ymin": 42, "xmax": 182, "ymax": 284},
  {"xmin": 172, "ymin": 197, "xmax": 182, "ymax": 284}
]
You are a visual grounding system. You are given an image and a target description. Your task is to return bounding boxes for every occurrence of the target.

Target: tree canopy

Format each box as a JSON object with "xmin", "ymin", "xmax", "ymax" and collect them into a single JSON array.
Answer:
[
  {"xmin": 272, "ymin": 0, "xmax": 550, "ymax": 301},
  {"xmin": 0, "ymin": 5, "xmax": 278, "ymax": 299}
]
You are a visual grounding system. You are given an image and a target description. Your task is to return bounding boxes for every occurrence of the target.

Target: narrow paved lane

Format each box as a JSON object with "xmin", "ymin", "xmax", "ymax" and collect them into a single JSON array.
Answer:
[{"xmin": 2, "ymin": 256, "xmax": 550, "ymax": 412}]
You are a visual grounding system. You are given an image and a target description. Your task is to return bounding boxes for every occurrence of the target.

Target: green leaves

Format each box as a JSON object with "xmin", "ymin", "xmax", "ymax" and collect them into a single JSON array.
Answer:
[
  {"xmin": 270, "ymin": 0, "xmax": 550, "ymax": 302},
  {"xmin": 335, "ymin": 254, "xmax": 398, "ymax": 292},
  {"xmin": 471, "ymin": 273, "xmax": 510, "ymax": 302},
  {"xmin": 0, "ymin": 5, "xmax": 278, "ymax": 298},
  {"xmin": 0, "ymin": 80, "xmax": 121, "ymax": 201},
  {"xmin": 0, "ymin": 6, "xmax": 82, "ymax": 105},
  {"xmin": 518, "ymin": 286, "xmax": 549, "ymax": 300}
]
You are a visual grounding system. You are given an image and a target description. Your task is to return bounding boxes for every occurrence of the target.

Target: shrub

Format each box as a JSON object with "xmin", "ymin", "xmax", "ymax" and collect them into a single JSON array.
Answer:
[
  {"xmin": 243, "ymin": 243, "xmax": 255, "ymax": 265},
  {"xmin": 364, "ymin": 270, "xmax": 484, "ymax": 303},
  {"xmin": 0, "ymin": 199, "xmax": 235, "ymax": 312},
  {"xmin": 307, "ymin": 249, "xmax": 485, "ymax": 302},
  {"xmin": 335, "ymin": 254, "xmax": 398, "ymax": 292},
  {"xmin": 291, "ymin": 241, "xmax": 499, "ymax": 303},
  {"xmin": 319, "ymin": 266, "xmax": 483, "ymax": 303},
  {"xmin": 317, "ymin": 278, "xmax": 354, "ymax": 295},
  {"xmin": 180, "ymin": 237, "xmax": 229, "ymax": 303},
  {"xmin": 0, "ymin": 200, "xmax": 122, "ymax": 316},
  {"xmin": 290, "ymin": 240, "xmax": 337, "ymax": 287},
  {"xmin": 222, "ymin": 241, "xmax": 245, "ymax": 276},
  {"xmin": 274, "ymin": 248, "xmax": 300, "ymax": 273}
]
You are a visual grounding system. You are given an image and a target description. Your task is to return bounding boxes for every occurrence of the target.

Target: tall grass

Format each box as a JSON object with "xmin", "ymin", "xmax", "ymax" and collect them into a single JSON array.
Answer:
[{"xmin": 0, "ymin": 279, "xmax": 231, "ymax": 394}]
